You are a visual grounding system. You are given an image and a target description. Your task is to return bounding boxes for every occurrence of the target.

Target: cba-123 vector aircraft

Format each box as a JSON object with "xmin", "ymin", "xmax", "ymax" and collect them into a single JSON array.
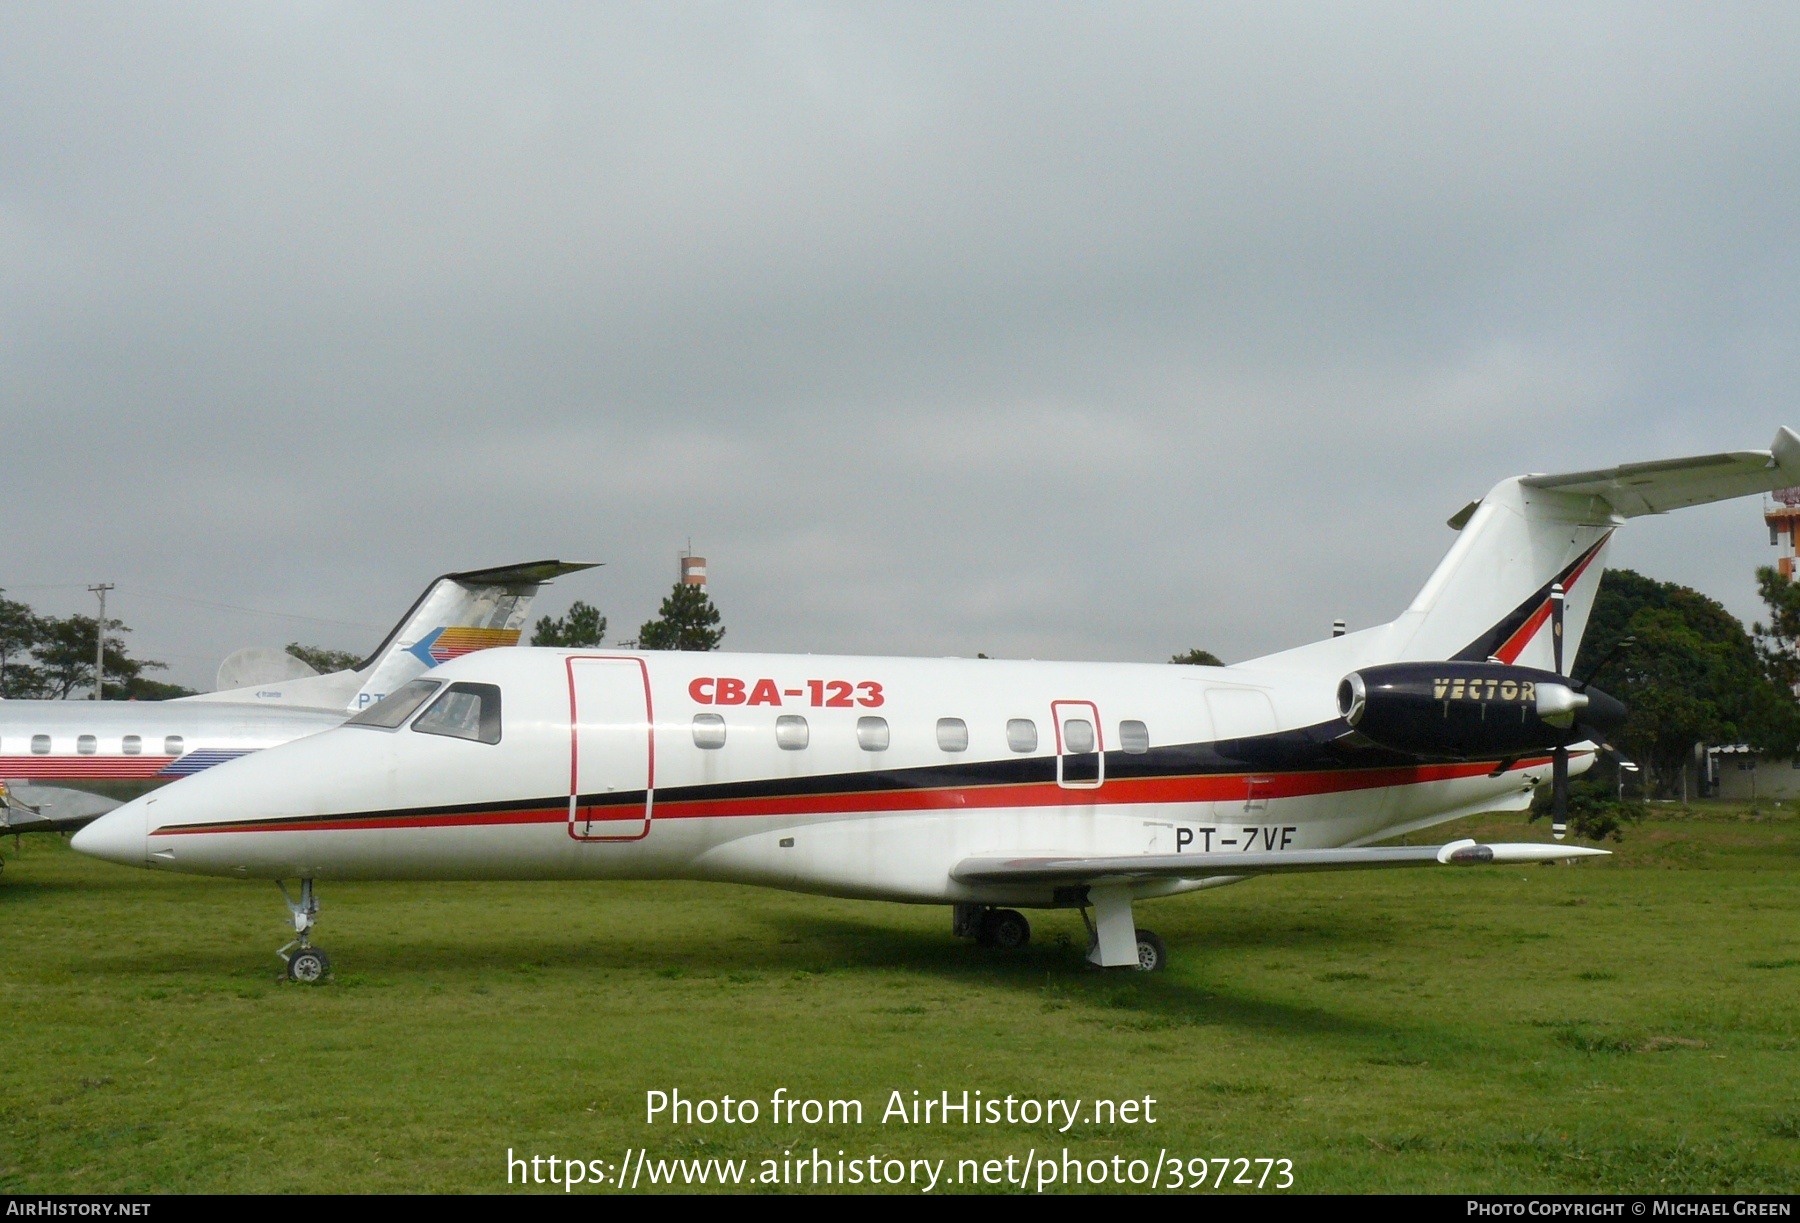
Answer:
[
  {"xmin": 0, "ymin": 561, "xmax": 593, "ymax": 836},
  {"xmin": 73, "ymin": 432, "xmax": 1800, "ymax": 977}
]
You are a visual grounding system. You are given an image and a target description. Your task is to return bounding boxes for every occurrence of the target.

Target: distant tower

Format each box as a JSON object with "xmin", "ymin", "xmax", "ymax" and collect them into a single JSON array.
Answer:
[
  {"xmin": 679, "ymin": 547, "xmax": 707, "ymax": 591},
  {"xmin": 1768, "ymin": 489, "xmax": 1800, "ymax": 578}
]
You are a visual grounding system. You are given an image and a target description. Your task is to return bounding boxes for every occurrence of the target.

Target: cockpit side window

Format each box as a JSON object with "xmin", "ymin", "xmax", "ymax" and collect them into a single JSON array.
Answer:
[
  {"xmin": 411, "ymin": 682, "xmax": 502, "ymax": 745},
  {"xmin": 347, "ymin": 680, "xmax": 442, "ymax": 730}
]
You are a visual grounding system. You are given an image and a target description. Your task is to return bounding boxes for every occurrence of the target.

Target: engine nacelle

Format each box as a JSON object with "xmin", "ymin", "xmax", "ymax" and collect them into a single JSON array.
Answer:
[{"xmin": 1336, "ymin": 662, "xmax": 1625, "ymax": 759}]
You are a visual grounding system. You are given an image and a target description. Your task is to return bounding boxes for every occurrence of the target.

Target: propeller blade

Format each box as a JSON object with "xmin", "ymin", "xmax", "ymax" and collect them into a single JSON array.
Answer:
[
  {"xmin": 1551, "ymin": 581, "xmax": 1566, "ymax": 676},
  {"xmin": 1552, "ymin": 745, "xmax": 1569, "ymax": 841}
]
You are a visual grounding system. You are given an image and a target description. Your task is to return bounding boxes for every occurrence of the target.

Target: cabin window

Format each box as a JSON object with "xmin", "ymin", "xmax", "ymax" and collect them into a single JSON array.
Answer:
[
  {"xmin": 77, "ymin": 735, "xmax": 97, "ymax": 755},
  {"xmin": 692, "ymin": 713, "xmax": 726, "ymax": 749},
  {"xmin": 163, "ymin": 735, "xmax": 184, "ymax": 756},
  {"xmin": 30, "ymin": 734, "xmax": 50, "ymax": 755},
  {"xmin": 936, "ymin": 718, "xmax": 969, "ymax": 752},
  {"xmin": 1062, "ymin": 718, "xmax": 1095, "ymax": 754},
  {"xmin": 1006, "ymin": 718, "xmax": 1037, "ymax": 752},
  {"xmin": 411, "ymin": 682, "xmax": 502, "ymax": 745},
  {"xmin": 775, "ymin": 715, "xmax": 809, "ymax": 750},
  {"xmin": 122, "ymin": 734, "xmax": 141, "ymax": 755},
  {"xmin": 347, "ymin": 679, "xmax": 442, "ymax": 730},
  {"xmin": 856, "ymin": 716, "xmax": 890, "ymax": 751},
  {"xmin": 1119, "ymin": 720, "xmax": 1150, "ymax": 754}
]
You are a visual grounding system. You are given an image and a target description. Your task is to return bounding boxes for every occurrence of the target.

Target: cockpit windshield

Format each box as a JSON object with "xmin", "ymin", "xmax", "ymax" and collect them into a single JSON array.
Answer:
[
  {"xmin": 411, "ymin": 682, "xmax": 502, "ymax": 745},
  {"xmin": 346, "ymin": 679, "xmax": 442, "ymax": 729}
]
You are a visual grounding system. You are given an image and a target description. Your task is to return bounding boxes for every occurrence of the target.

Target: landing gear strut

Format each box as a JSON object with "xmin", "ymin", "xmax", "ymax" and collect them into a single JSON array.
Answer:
[
  {"xmin": 1082, "ymin": 887, "xmax": 1165, "ymax": 972},
  {"xmin": 276, "ymin": 878, "xmax": 331, "ymax": 983}
]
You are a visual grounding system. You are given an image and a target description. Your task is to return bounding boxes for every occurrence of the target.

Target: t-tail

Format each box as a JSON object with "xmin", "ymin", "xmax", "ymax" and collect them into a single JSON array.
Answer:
[
  {"xmin": 183, "ymin": 560, "xmax": 599, "ymax": 713},
  {"xmin": 1252, "ymin": 428, "xmax": 1800, "ymax": 675}
]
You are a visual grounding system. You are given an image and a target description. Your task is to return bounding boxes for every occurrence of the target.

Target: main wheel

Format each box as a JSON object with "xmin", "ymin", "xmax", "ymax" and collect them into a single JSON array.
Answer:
[
  {"xmin": 1134, "ymin": 929, "xmax": 1166, "ymax": 973},
  {"xmin": 978, "ymin": 909, "xmax": 1031, "ymax": 950},
  {"xmin": 286, "ymin": 947, "xmax": 331, "ymax": 983}
]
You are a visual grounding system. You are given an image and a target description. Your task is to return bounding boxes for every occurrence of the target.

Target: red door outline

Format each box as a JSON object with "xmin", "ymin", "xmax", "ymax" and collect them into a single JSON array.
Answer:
[
  {"xmin": 1051, "ymin": 699, "xmax": 1104, "ymax": 790},
  {"xmin": 567, "ymin": 655, "xmax": 655, "ymax": 842}
]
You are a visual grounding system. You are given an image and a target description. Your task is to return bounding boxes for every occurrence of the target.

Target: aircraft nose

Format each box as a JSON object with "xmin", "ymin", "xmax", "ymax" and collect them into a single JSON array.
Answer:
[{"xmin": 70, "ymin": 802, "xmax": 148, "ymax": 867}]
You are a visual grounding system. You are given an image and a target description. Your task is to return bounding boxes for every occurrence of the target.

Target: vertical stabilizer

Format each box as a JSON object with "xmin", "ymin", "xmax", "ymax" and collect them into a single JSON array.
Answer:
[
  {"xmin": 185, "ymin": 560, "xmax": 598, "ymax": 711},
  {"xmin": 1385, "ymin": 429, "xmax": 1800, "ymax": 669},
  {"xmin": 348, "ymin": 561, "xmax": 599, "ymax": 711}
]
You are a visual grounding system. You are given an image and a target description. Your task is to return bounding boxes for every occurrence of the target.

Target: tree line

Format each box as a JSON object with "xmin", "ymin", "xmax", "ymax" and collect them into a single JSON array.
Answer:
[
  {"xmin": 531, "ymin": 580, "xmax": 724, "ymax": 652},
  {"xmin": 0, "ymin": 591, "xmax": 188, "ymax": 700}
]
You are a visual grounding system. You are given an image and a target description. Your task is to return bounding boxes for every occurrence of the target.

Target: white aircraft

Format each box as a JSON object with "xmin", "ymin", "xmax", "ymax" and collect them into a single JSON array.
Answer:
[
  {"xmin": 72, "ymin": 433, "xmax": 1800, "ymax": 978},
  {"xmin": 0, "ymin": 561, "xmax": 594, "ymax": 835}
]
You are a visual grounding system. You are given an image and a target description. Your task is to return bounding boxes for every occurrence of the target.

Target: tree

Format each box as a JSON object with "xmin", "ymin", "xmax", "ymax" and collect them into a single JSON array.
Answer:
[
  {"xmin": 1169, "ymin": 648, "xmax": 1224, "ymax": 666},
  {"xmin": 1753, "ymin": 564, "xmax": 1800, "ymax": 693},
  {"xmin": 122, "ymin": 676, "xmax": 198, "ymax": 700},
  {"xmin": 1571, "ymin": 569, "xmax": 1800, "ymax": 796},
  {"xmin": 638, "ymin": 584, "xmax": 724, "ymax": 651},
  {"xmin": 531, "ymin": 600, "xmax": 608, "ymax": 648},
  {"xmin": 0, "ymin": 592, "xmax": 44, "ymax": 698},
  {"xmin": 286, "ymin": 643, "xmax": 362, "ymax": 674},
  {"xmin": 29, "ymin": 613, "xmax": 169, "ymax": 700},
  {"xmin": 1529, "ymin": 770, "xmax": 1646, "ymax": 842}
]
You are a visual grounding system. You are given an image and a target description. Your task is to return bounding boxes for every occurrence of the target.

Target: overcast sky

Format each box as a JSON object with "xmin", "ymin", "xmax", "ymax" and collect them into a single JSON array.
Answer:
[{"xmin": 4, "ymin": 3, "xmax": 1799, "ymax": 690}]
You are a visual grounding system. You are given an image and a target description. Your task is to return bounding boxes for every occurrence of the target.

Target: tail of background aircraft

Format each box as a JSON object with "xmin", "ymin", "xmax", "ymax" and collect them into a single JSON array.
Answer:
[
  {"xmin": 1251, "ymin": 429, "xmax": 1800, "ymax": 674},
  {"xmin": 185, "ymin": 560, "xmax": 598, "ymax": 713}
]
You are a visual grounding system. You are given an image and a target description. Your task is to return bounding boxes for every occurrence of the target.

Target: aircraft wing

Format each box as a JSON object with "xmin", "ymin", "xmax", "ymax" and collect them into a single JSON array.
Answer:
[
  {"xmin": 951, "ymin": 839, "xmax": 1608, "ymax": 886},
  {"xmin": 0, "ymin": 783, "xmax": 121, "ymax": 836},
  {"xmin": 1519, "ymin": 426, "xmax": 1800, "ymax": 517}
]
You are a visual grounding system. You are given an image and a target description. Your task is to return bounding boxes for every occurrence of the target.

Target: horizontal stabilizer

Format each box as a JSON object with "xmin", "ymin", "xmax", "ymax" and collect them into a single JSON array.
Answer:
[
  {"xmin": 951, "ymin": 839, "xmax": 1608, "ymax": 886},
  {"xmin": 1520, "ymin": 426, "xmax": 1800, "ymax": 518},
  {"xmin": 442, "ymin": 560, "xmax": 601, "ymax": 587}
]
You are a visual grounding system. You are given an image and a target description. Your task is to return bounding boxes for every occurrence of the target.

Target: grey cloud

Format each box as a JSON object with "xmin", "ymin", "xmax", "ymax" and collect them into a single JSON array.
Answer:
[{"xmin": 3, "ymin": 4, "xmax": 1798, "ymax": 686}]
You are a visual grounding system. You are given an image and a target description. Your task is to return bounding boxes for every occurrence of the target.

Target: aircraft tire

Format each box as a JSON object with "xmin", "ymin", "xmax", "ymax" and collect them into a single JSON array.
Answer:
[
  {"xmin": 980, "ymin": 908, "xmax": 1031, "ymax": 950},
  {"xmin": 286, "ymin": 948, "xmax": 331, "ymax": 984},
  {"xmin": 1134, "ymin": 930, "xmax": 1167, "ymax": 973}
]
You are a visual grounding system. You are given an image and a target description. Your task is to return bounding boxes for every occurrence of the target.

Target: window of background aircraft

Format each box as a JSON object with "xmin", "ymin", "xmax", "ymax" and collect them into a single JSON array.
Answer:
[
  {"xmin": 1120, "ymin": 720, "xmax": 1150, "ymax": 754},
  {"xmin": 348, "ymin": 679, "xmax": 443, "ymax": 730},
  {"xmin": 856, "ymin": 716, "xmax": 889, "ymax": 751},
  {"xmin": 936, "ymin": 718, "xmax": 969, "ymax": 752},
  {"xmin": 30, "ymin": 734, "xmax": 50, "ymax": 755},
  {"xmin": 1062, "ymin": 718, "xmax": 1095, "ymax": 754},
  {"xmin": 122, "ymin": 734, "xmax": 141, "ymax": 755},
  {"xmin": 1006, "ymin": 718, "xmax": 1037, "ymax": 753},
  {"xmin": 164, "ymin": 735, "xmax": 184, "ymax": 756},
  {"xmin": 76, "ymin": 735, "xmax": 97, "ymax": 755},
  {"xmin": 692, "ymin": 713, "xmax": 726, "ymax": 749},
  {"xmin": 411, "ymin": 682, "xmax": 502, "ymax": 745},
  {"xmin": 775, "ymin": 715, "xmax": 809, "ymax": 750}
]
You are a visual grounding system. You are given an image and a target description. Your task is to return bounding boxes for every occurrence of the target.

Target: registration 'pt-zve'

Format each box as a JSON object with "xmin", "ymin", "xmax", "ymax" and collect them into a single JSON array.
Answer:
[{"xmin": 74, "ymin": 432, "xmax": 1800, "ymax": 979}]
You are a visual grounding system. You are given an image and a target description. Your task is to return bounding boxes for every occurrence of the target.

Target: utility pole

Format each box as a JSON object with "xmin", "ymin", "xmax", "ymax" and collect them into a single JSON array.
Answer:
[{"xmin": 88, "ymin": 583, "xmax": 113, "ymax": 700}]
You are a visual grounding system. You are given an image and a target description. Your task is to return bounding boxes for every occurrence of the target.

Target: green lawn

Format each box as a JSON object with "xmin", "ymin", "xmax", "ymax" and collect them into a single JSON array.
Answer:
[{"xmin": 2, "ymin": 803, "xmax": 1795, "ymax": 1194}]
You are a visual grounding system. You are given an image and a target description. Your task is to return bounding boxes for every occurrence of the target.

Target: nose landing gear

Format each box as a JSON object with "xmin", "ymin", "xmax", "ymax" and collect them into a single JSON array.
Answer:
[{"xmin": 276, "ymin": 878, "xmax": 331, "ymax": 983}]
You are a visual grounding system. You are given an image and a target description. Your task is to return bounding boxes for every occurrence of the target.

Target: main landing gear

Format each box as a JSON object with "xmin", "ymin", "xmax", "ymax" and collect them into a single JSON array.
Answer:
[
  {"xmin": 1081, "ymin": 887, "xmax": 1166, "ymax": 972},
  {"xmin": 953, "ymin": 904, "xmax": 1032, "ymax": 950},
  {"xmin": 276, "ymin": 878, "xmax": 331, "ymax": 984}
]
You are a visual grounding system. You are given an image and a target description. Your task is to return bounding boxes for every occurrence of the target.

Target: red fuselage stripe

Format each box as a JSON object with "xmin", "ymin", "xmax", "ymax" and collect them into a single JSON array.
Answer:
[{"xmin": 147, "ymin": 756, "xmax": 1555, "ymax": 837}]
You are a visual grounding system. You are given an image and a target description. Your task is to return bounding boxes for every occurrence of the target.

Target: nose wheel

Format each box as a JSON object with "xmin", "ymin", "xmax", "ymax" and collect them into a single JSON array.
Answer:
[{"xmin": 276, "ymin": 879, "xmax": 331, "ymax": 983}]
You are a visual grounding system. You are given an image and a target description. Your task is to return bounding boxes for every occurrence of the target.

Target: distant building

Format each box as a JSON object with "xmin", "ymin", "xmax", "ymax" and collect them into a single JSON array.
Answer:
[
  {"xmin": 1767, "ymin": 487, "xmax": 1800, "ymax": 579},
  {"xmin": 679, "ymin": 551, "xmax": 707, "ymax": 591},
  {"xmin": 1707, "ymin": 744, "xmax": 1800, "ymax": 802}
]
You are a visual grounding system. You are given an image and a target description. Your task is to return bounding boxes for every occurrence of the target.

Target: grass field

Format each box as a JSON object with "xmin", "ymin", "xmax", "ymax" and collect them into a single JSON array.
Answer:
[{"xmin": 2, "ymin": 804, "xmax": 1796, "ymax": 1194}]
